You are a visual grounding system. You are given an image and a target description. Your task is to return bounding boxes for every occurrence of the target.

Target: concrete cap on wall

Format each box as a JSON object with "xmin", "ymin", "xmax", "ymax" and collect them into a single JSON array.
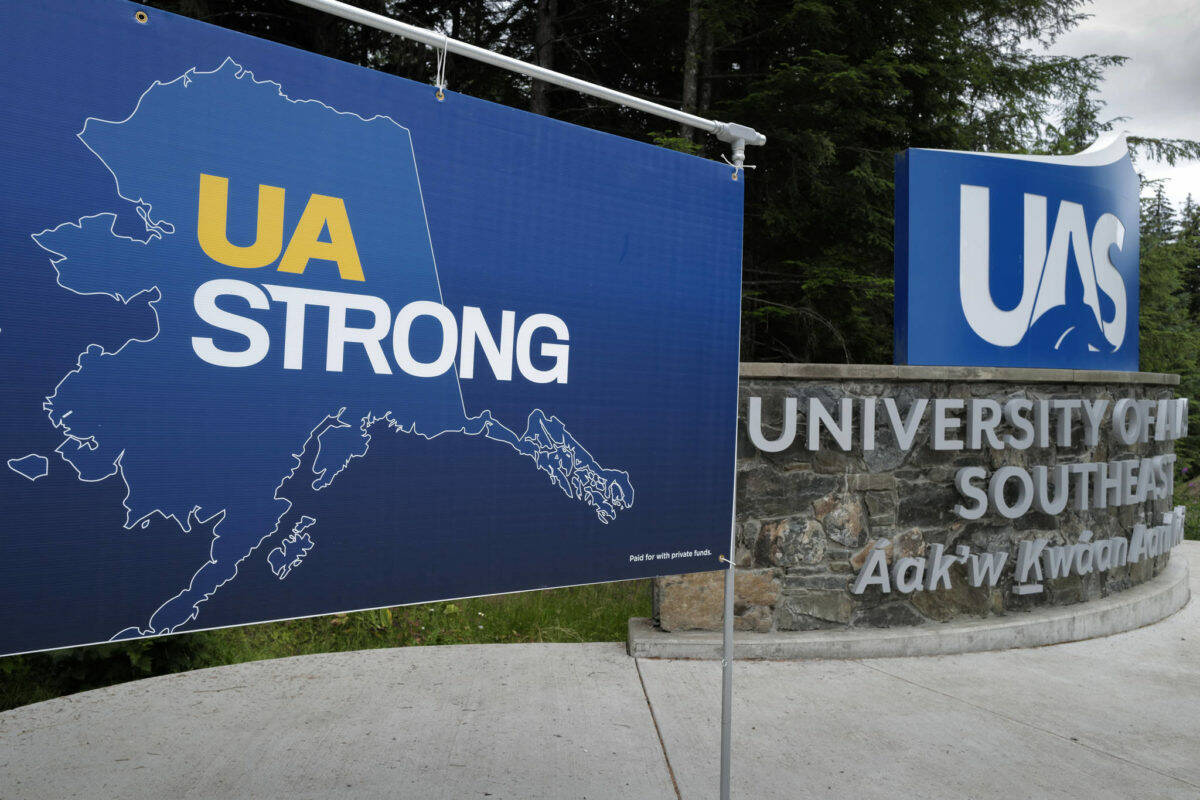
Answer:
[{"xmin": 739, "ymin": 362, "xmax": 1181, "ymax": 386}]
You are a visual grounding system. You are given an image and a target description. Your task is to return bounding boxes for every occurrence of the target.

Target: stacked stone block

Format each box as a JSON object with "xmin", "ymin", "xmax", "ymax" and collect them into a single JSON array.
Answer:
[{"xmin": 653, "ymin": 364, "xmax": 1180, "ymax": 632}]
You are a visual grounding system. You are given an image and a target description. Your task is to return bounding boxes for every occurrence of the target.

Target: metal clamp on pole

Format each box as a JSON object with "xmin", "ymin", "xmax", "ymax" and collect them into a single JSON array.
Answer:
[
  {"xmin": 721, "ymin": 138, "xmax": 758, "ymax": 181},
  {"xmin": 284, "ymin": 0, "xmax": 766, "ymax": 163},
  {"xmin": 433, "ymin": 33, "xmax": 449, "ymax": 101}
]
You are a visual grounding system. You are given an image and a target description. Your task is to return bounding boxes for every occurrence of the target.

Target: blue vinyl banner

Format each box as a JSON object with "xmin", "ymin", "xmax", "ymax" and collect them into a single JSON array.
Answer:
[
  {"xmin": 0, "ymin": 0, "xmax": 743, "ymax": 656},
  {"xmin": 894, "ymin": 141, "xmax": 1139, "ymax": 370}
]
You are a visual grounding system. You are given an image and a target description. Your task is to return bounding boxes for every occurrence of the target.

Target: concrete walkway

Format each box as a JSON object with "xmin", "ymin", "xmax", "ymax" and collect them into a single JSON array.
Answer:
[{"xmin": 4, "ymin": 543, "xmax": 1200, "ymax": 799}]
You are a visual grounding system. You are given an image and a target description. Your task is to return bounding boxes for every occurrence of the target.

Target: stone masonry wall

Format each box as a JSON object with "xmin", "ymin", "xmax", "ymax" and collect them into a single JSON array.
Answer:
[{"xmin": 653, "ymin": 365, "xmax": 1180, "ymax": 632}]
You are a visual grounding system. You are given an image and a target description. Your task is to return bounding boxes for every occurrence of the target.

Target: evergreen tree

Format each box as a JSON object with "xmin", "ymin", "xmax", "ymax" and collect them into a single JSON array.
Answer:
[
  {"xmin": 1138, "ymin": 186, "xmax": 1200, "ymax": 472},
  {"xmin": 1179, "ymin": 195, "xmax": 1200, "ymax": 319}
]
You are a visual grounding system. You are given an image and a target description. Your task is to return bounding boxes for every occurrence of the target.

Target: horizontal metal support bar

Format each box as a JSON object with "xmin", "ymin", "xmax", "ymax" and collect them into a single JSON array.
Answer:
[{"xmin": 284, "ymin": 0, "xmax": 766, "ymax": 148}]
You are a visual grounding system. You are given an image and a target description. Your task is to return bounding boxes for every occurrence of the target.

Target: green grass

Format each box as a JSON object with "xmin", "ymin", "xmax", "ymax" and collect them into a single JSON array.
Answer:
[
  {"xmin": 1182, "ymin": 482, "xmax": 1200, "ymax": 540},
  {"xmin": 0, "ymin": 579, "xmax": 651, "ymax": 712}
]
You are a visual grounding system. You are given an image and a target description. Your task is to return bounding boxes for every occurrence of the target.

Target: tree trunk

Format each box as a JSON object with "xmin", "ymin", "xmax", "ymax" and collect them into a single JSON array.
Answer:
[
  {"xmin": 699, "ymin": 28, "xmax": 714, "ymax": 117},
  {"xmin": 532, "ymin": 0, "xmax": 557, "ymax": 116},
  {"xmin": 679, "ymin": 0, "xmax": 703, "ymax": 140}
]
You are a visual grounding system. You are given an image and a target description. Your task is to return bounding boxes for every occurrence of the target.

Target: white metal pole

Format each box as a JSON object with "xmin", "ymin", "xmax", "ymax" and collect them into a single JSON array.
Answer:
[
  {"xmin": 283, "ymin": 0, "xmax": 766, "ymax": 151},
  {"xmin": 281, "ymin": 5, "xmax": 754, "ymax": 795},
  {"xmin": 720, "ymin": 551, "xmax": 735, "ymax": 799}
]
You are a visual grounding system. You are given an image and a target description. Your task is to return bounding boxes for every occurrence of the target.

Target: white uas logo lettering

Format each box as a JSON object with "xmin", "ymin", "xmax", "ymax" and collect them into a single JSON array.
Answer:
[{"xmin": 958, "ymin": 185, "xmax": 1126, "ymax": 352}]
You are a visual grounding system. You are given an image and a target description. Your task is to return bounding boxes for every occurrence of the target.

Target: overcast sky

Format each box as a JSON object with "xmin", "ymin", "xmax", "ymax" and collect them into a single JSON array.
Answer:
[{"xmin": 1039, "ymin": 0, "xmax": 1200, "ymax": 207}]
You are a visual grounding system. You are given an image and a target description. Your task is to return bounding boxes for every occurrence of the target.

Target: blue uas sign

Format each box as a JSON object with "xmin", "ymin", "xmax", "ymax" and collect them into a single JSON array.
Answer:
[
  {"xmin": 894, "ymin": 138, "xmax": 1139, "ymax": 370},
  {"xmin": 0, "ymin": 0, "xmax": 743, "ymax": 656}
]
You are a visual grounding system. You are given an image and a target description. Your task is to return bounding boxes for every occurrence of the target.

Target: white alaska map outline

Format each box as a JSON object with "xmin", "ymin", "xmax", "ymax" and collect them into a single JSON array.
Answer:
[
  {"xmin": 23, "ymin": 58, "xmax": 635, "ymax": 644},
  {"xmin": 7, "ymin": 453, "xmax": 50, "ymax": 482}
]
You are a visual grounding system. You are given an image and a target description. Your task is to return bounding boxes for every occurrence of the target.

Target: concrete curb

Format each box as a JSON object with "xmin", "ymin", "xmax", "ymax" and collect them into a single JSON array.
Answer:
[{"xmin": 628, "ymin": 556, "xmax": 1190, "ymax": 660}]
